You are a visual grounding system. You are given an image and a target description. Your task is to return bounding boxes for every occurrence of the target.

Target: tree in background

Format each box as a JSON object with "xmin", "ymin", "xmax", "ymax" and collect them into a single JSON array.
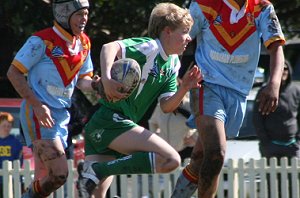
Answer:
[{"xmin": 0, "ymin": 0, "xmax": 52, "ymax": 97}]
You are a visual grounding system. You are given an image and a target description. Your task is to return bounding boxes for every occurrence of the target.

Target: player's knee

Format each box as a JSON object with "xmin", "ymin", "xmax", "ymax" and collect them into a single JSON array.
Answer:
[
  {"xmin": 50, "ymin": 169, "xmax": 69, "ymax": 187},
  {"xmin": 190, "ymin": 149, "xmax": 204, "ymax": 163},
  {"xmin": 169, "ymin": 152, "xmax": 181, "ymax": 171},
  {"xmin": 42, "ymin": 171, "xmax": 68, "ymax": 195},
  {"xmin": 160, "ymin": 152, "xmax": 181, "ymax": 173},
  {"xmin": 202, "ymin": 148, "xmax": 225, "ymax": 175},
  {"xmin": 208, "ymin": 146, "xmax": 225, "ymax": 161},
  {"xmin": 175, "ymin": 152, "xmax": 182, "ymax": 166}
]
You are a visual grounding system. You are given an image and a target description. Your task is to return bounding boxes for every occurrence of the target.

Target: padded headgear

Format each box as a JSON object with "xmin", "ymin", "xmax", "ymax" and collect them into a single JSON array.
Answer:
[{"xmin": 53, "ymin": 0, "xmax": 89, "ymax": 29}]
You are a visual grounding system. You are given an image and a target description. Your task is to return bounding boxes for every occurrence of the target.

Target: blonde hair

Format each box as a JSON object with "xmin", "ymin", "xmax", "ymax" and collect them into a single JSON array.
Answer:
[
  {"xmin": 148, "ymin": 2, "xmax": 193, "ymax": 38},
  {"xmin": 0, "ymin": 112, "xmax": 14, "ymax": 124}
]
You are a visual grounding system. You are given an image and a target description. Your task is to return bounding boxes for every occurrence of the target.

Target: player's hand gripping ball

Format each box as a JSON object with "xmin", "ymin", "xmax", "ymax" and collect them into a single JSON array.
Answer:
[{"xmin": 92, "ymin": 58, "xmax": 141, "ymax": 101}]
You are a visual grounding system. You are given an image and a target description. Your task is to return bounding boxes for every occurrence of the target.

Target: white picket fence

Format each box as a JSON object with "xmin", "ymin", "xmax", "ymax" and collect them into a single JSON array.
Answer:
[{"xmin": 1, "ymin": 157, "xmax": 299, "ymax": 198}]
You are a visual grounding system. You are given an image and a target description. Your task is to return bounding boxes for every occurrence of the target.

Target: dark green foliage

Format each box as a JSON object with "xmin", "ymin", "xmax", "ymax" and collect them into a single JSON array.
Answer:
[
  {"xmin": 87, "ymin": 0, "xmax": 185, "ymax": 71},
  {"xmin": 272, "ymin": 0, "xmax": 300, "ymax": 38},
  {"xmin": 0, "ymin": 0, "xmax": 185, "ymax": 76}
]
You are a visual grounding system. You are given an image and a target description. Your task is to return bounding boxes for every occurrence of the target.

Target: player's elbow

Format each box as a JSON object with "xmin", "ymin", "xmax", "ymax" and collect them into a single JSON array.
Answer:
[
  {"xmin": 101, "ymin": 42, "xmax": 122, "ymax": 59},
  {"xmin": 7, "ymin": 65, "xmax": 14, "ymax": 81},
  {"xmin": 160, "ymin": 107, "xmax": 173, "ymax": 114},
  {"xmin": 159, "ymin": 98, "xmax": 176, "ymax": 113}
]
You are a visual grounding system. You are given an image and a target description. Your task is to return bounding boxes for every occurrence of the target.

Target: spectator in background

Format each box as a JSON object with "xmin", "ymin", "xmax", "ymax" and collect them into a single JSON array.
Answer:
[
  {"xmin": 146, "ymin": 92, "xmax": 197, "ymax": 198},
  {"xmin": 0, "ymin": 112, "xmax": 23, "ymax": 198},
  {"xmin": 148, "ymin": 91, "xmax": 197, "ymax": 162},
  {"xmin": 253, "ymin": 60, "xmax": 300, "ymax": 197}
]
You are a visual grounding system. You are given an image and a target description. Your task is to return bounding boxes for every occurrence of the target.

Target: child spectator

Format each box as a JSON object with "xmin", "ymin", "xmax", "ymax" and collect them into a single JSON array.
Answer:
[{"xmin": 0, "ymin": 112, "xmax": 23, "ymax": 198}]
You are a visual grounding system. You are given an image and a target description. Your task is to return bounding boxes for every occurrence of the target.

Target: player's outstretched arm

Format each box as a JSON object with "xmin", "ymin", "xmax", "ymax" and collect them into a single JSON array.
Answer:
[{"xmin": 160, "ymin": 66, "xmax": 202, "ymax": 113}]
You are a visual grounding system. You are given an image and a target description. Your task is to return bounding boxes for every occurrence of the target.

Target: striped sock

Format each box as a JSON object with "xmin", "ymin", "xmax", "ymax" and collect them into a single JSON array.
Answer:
[
  {"xmin": 182, "ymin": 164, "xmax": 198, "ymax": 184},
  {"xmin": 171, "ymin": 165, "xmax": 198, "ymax": 198},
  {"xmin": 22, "ymin": 180, "xmax": 50, "ymax": 198}
]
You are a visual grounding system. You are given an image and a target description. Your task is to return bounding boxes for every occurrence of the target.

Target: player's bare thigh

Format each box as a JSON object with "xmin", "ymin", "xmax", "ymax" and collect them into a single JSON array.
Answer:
[
  {"xmin": 195, "ymin": 115, "xmax": 226, "ymax": 153},
  {"xmin": 108, "ymin": 126, "xmax": 181, "ymax": 172},
  {"xmin": 108, "ymin": 126, "xmax": 177, "ymax": 157},
  {"xmin": 33, "ymin": 137, "xmax": 68, "ymax": 175}
]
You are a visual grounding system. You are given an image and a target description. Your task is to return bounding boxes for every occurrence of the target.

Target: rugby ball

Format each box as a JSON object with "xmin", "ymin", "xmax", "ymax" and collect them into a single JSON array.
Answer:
[{"xmin": 111, "ymin": 58, "xmax": 141, "ymax": 97}]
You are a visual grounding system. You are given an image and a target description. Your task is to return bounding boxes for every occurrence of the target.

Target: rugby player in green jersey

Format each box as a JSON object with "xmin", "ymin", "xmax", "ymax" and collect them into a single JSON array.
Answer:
[{"xmin": 77, "ymin": 3, "xmax": 202, "ymax": 198}]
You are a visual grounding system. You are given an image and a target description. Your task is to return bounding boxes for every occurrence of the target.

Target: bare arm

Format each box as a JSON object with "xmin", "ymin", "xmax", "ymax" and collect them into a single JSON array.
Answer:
[
  {"xmin": 7, "ymin": 65, "xmax": 54, "ymax": 128},
  {"xmin": 257, "ymin": 41, "xmax": 284, "ymax": 115},
  {"xmin": 100, "ymin": 42, "xmax": 127, "ymax": 101},
  {"xmin": 76, "ymin": 75, "xmax": 93, "ymax": 91},
  {"xmin": 160, "ymin": 65, "xmax": 202, "ymax": 113},
  {"xmin": 100, "ymin": 42, "xmax": 121, "ymax": 81},
  {"xmin": 7, "ymin": 65, "xmax": 40, "ymax": 106}
]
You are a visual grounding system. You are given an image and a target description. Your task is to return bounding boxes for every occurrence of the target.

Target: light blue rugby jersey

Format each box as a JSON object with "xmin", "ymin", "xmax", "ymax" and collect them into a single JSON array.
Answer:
[
  {"xmin": 12, "ymin": 28, "xmax": 93, "ymax": 109},
  {"xmin": 189, "ymin": 0, "xmax": 285, "ymax": 96}
]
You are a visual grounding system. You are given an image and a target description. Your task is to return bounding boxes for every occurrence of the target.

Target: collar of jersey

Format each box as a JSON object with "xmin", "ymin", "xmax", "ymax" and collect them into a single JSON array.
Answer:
[
  {"xmin": 223, "ymin": 0, "xmax": 247, "ymax": 24},
  {"xmin": 53, "ymin": 21, "xmax": 76, "ymax": 46},
  {"xmin": 155, "ymin": 38, "xmax": 169, "ymax": 61}
]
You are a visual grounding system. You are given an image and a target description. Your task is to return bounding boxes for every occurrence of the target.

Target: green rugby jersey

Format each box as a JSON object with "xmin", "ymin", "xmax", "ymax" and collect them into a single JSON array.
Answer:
[{"xmin": 100, "ymin": 37, "xmax": 180, "ymax": 123}]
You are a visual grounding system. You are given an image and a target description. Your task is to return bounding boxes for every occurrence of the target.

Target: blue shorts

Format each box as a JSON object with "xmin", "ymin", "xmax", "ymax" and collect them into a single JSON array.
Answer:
[
  {"xmin": 19, "ymin": 100, "xmax": 69, "ymax": 148},
  {"xmin": 188, "ymin": 82, "xmax": 247, "ymax": 138}
]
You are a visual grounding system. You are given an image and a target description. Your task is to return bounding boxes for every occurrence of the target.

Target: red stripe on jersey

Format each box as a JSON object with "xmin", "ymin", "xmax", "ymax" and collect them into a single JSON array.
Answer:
[
  {"xmin": 195, "ymin": 0, "xmax": 265, "ymax": 54},
  {"xmin": 34, "ymin": 28, "xmax": 91, "ymax": 87}
]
